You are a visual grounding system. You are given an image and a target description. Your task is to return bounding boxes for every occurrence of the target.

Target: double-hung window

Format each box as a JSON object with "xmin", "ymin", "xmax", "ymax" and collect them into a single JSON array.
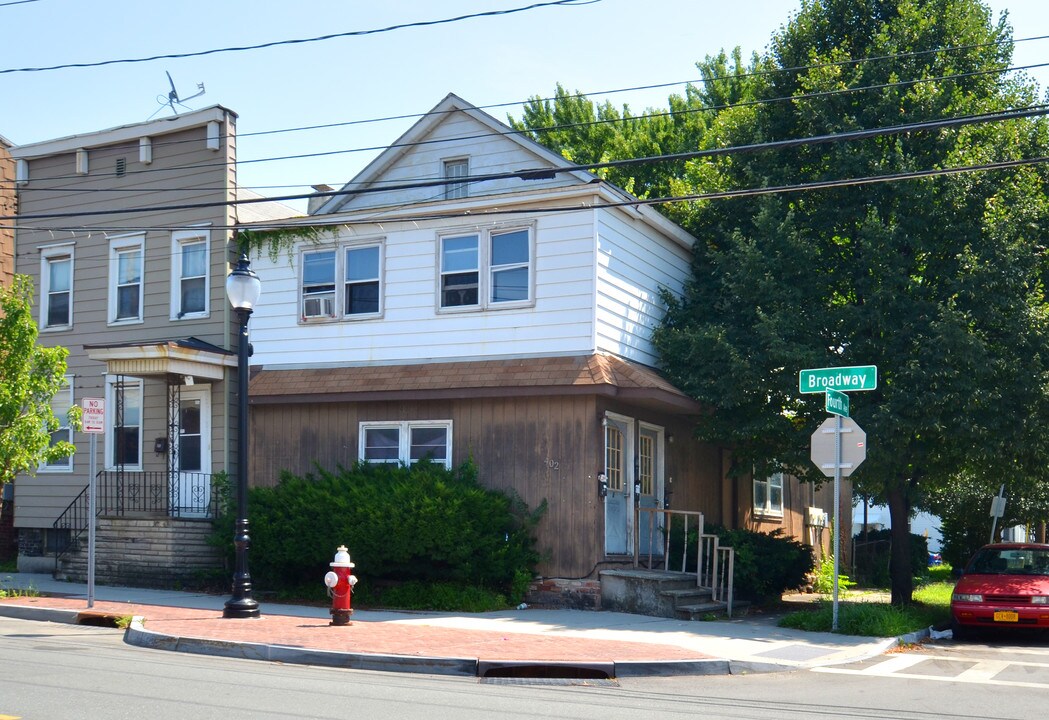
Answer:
[
  {"xmin": 301, "ymin": 242, "xmax": 383, "ymax": 321},
  {"xmin": 108, "ymin": 377, "xmax": 143, "ymax": 469},
  {"xmin": 172, "ymin": 230, "xmax": 209, "ymax": 319},
  {"xmin": 41, "ymin": 376, "xmax": 73, "ymax": 471},
  {"xmin": 41, "ymin": 245, "xmax": 74, "ymax": 330},
  {"xmin": 443, "ymin": 158, "xmax": 469, "ymax": 200},
  {"xmin": 439, "ymin": 226, "xmax": 533, "ymax": 310},
  {"xmin": 754, "ymin": 472, "xmax": 784, "ymax": 516},
  {"xmin": 109, "ymin": 235, "xmax": 144, "ymax": 324},
  {"xmin": 359, "ymin": 420, "xmax": 452, "ymax": 468}
]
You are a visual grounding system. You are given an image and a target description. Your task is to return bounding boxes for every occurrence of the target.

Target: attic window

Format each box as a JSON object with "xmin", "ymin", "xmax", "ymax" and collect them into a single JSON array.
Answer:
[
  {"xmin": 115, "ymin": 158, "xmax": 127, "ymax": 177},
  {"xmin": 443, "ymin": 158, "xmax": 469, "ymax": 200}
]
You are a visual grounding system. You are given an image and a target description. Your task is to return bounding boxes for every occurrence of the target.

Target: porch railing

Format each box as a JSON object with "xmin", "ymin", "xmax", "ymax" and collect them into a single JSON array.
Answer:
[
  {"xmin": 635, "ymin": 507, "xmax": 736, "ymax": 617},
  {"xmin": 52, "ymin": 470, "xmax": 216, "ymax": 566}
]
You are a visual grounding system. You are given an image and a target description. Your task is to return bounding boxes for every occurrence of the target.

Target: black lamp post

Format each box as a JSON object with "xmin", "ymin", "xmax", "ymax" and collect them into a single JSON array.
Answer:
[{"xmin": 223, "ymin": 254, "xmax": 262, "ymax": 619}]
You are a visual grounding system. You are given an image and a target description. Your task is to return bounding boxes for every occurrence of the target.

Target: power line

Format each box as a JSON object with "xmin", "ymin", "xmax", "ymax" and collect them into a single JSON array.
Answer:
[
  {"xmin": 7, "ymin": 104, "xmax": 1048, "ymax": 222},
  {"xmin": 0, "ymin": 0, "xmax": 40, "ymax": 6},
  {"xmin": 10, "ymin": 57, "xmax": 1046, "ymax": 191},
  {"xmin": 0, "ymin": 0, "xmax": 600, "ymax": 75}
]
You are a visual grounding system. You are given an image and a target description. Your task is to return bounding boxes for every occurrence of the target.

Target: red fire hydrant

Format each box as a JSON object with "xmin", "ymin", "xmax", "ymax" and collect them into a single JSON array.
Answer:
[{"xmin": 323, "ymin": 545, "xmax": 358, "ymax": 626}]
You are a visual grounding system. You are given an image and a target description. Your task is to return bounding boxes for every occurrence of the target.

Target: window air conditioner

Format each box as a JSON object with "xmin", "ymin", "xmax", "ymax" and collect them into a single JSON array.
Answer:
[
  {"xmin": 303, "ymin": 296, "xmax": 334, "ymax": 318},
  {"xmin": 806, "ymin": 506, "xmax": 828, "ymax": 527}
]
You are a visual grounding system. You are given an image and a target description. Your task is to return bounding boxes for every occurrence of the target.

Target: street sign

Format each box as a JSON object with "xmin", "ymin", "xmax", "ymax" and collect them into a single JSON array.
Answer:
[
  {"xmin": 811, "ymin": 416, "xmax": 866, "ymax": 477},
  {"xmin": 82, "ymin": 397, "xmax": 105, "ymax": 434},
  {"xmin": 825, "ymin": 388, "xmax": 850, "ymax": 418},
  {"xmin": 799, "ymin": 365, "xmax": 878, "ymax": 394}
]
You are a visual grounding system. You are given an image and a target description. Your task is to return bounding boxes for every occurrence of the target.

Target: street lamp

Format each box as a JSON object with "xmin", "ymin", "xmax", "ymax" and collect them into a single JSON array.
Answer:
[{"xmin": 223, "ymin": 253, "xmax": 262, "ymax": 619}]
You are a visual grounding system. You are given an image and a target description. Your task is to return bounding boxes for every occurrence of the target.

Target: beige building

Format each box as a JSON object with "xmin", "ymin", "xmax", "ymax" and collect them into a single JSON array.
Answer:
[{"xmin": 11, "ymin": 107, "xmax": 295, "ymax": 585}]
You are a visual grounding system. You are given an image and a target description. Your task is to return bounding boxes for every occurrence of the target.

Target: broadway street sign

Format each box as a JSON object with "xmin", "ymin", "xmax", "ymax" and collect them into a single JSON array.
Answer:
[{"xmin": 799, "ymin": 365, "xmax": 878, "ymax": 394}]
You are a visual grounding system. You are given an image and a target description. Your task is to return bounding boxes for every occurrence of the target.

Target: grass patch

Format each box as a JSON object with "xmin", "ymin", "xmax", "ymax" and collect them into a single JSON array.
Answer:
[
  {"xmin": 0, "ymin": 576, "xmax": 39, "ymax": 599},
  {"xmin": 779, "ymin": 574, "xmax": 954, "ymax": 636}
]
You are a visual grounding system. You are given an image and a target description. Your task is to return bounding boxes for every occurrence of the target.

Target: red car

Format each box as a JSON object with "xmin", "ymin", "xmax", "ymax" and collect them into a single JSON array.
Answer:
[{"xmin": 950, "ymin": 542, "xmax": 1049, "ymax": 639}]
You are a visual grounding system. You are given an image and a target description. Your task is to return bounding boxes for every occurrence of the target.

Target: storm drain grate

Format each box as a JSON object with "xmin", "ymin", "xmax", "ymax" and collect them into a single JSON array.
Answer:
[{"xmin": 480, "ymin": 677, "xmax": 619, "ymax": 687}]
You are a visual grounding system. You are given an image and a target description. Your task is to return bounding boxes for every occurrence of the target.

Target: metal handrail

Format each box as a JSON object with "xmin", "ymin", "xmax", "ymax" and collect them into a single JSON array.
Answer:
[
  {"xmin": 634, "ymin": 508, "xmax": 704, "ymax": 583},
  {"xmin": 52, "ymin": 470, "xmax": 216, "ymax": 568}
]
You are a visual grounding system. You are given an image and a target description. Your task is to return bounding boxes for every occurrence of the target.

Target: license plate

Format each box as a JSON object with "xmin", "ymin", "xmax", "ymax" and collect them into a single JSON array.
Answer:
[{"xmin": 994, "ymin": 610, "xmax": 1019, "ymax": 623}]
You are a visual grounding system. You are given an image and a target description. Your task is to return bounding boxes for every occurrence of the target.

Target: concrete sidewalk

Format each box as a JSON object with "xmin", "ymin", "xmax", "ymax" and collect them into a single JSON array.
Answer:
[{"xmin": 0, "ymin": 573, "xmax": 905, "ymax": 677}]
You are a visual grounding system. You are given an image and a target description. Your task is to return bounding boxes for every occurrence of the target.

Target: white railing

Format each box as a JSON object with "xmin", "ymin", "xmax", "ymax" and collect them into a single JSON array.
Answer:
[{"xmin": 634, "ymin": 508, "xmax": 736, "ymax": 618}]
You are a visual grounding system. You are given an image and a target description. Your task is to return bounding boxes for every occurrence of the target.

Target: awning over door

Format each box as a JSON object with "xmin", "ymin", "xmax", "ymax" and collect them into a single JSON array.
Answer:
[{"xmin": 85, "ymin": 337, "xmax": 235, "ymax": 381}]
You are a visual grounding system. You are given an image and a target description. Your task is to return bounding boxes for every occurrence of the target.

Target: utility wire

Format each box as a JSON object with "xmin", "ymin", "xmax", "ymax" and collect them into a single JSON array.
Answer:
[
  {"xmin": 10, "ymin": 61, "xmax": 1047, "ymax": 191},
  {"xmin": 0, "ymin": 0, "xmax": 599, "ymax": 74},
  {"xmin": 7, "ymin": 104, "xmax": 1047, "ymax": 222}
]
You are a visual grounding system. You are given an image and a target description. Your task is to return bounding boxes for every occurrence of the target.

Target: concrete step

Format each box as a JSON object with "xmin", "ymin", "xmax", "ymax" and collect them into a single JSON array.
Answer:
[{"xmin": 675, "ymin": 599, "xmax": 751, "ymax": 621}]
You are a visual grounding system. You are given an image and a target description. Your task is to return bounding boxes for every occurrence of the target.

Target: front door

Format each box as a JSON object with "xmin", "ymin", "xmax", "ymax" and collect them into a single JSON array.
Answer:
[
  {"xmin": 604, "ymin": 413, "xmax": 634, "ymax": 555},
  {"xmin": 173, "ymin": 386, "xmax": 211, "ymax": 517},
  {"xmin": 636, "ymin": 424, "xmax": 665, "ymax": 558}
]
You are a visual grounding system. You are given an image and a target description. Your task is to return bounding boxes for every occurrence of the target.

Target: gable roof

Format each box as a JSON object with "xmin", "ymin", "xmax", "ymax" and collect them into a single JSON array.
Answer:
[{"xmin": 313, "ymin": 93, "xmax": 598, "ymax": 215}]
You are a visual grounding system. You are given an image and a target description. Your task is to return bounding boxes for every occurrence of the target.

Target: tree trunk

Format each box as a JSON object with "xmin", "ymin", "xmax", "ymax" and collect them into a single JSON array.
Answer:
[{"xmin": 886, "ymin": 481, "xmax": 913, "ymax": 606}]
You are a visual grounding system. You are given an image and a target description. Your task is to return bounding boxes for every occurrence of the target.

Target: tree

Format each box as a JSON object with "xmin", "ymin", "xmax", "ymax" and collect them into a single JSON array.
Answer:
[
  {"xmin": 0, "ymin": 275, "xmax": 78, "ymax": 514},
  {"xmin": 653, "ymin": 0, "xmax": 1049, "ymax": 604}
]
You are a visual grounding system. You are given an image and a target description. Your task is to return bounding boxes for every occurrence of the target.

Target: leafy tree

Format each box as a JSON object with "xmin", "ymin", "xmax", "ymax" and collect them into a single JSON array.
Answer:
[
  {"xmin": 653, "ymin": 0, "xmax": 1049, "ymax": 604},
  {"xmin": 0, "ymin": 275, "xmax": 78, "ymax": 513}
]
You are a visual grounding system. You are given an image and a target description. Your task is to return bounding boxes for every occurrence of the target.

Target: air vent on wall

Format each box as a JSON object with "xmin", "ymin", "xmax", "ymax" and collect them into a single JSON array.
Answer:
[{"xmin": 116, "ymin": 157, "xmax": 127, "ymax": 177}]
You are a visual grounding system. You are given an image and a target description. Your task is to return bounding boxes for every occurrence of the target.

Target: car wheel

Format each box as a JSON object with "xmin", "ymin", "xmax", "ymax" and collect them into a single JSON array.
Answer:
[{"xmin": 951, "ymin": 619, "xmax": 971, "ymax": 641}]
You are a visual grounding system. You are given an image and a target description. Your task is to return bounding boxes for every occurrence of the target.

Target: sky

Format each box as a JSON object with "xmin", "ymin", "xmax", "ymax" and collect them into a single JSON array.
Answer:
[{"xmin": 2, "ymin": 0, "xmax": 1047, "ymax": 214}]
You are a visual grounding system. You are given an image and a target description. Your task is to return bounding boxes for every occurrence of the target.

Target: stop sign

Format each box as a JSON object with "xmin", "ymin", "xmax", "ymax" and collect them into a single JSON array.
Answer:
[{"xmin": 811, "ymin": 416, "xmax": 866, "ymax": 477}]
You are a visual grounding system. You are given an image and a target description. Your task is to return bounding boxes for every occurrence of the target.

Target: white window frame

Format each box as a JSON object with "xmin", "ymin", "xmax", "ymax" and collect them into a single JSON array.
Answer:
[
  {"xmin": 170, "ymin": 229, "xmax": 210, "ymax": 320},
  {"xmin": 358, "ymin": 420, "xmax": 452, "ymax": 468},
  {"xmin": 40, "ymin": 375, "xmax": 74, "ymax": 472},
  {"xmin": 105, "ymin": 376, "xmax": 143, "ymax": 471},
  {"xmin": 754, "ymin": 471, "xmax": 785, "ymax": 517},
  {"xmin": 299, "ymin": 240, "xmax": 384, "ymax": 323},
  {"xmin": 40, "ymin": 243, "xmax": 75, "ymax": 331},
  {"xmin": 443, "ymin": 157, "xmax": 469, "ymax": 200},
  {"xmin": 437, "ymin": 224, "xmax": 534, "ymax": 312},
  {"xmin": 108, "ymin": 233, "xmax": 145, "ymax": 325}
]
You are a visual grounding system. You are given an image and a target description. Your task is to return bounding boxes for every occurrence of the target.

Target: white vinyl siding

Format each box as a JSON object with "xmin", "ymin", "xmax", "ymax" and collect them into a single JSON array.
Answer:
[
  {"xmin": 595, "ymin": 211, "xmax": 691, "ymax": 366},
  {"xmin": 249, "ymin": 210, "xmax": 594, "ymax": 366},
  {"xmin": 40, "ymin": 245, "xmax": 74, "ymax": 330},
  {"xmin": 359, "ymin": 420, "xmax": 452, "ymax": 468},
  {"xmin": 108, "ymin": 234, "xmax": 144, "ymax": 324},
  {"xmin": 171, "ymin": 230, "xmax": 210, "ymax": 319}
]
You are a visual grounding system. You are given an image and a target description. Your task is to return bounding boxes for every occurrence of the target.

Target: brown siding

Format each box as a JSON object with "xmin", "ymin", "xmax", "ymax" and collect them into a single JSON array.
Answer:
[{"xmin": 251, "ymin": 395, "xmax": 728, "ymax": 579}]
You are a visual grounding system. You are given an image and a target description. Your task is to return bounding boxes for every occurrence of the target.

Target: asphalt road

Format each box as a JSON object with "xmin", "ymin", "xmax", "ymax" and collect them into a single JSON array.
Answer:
[{"xmin": 0, "ymin": 616, "xmax": 1043, "ymax": 720}]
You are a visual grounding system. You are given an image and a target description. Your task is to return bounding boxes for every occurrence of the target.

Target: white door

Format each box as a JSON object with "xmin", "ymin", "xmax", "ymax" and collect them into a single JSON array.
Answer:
[
  {"xmin": 173, "ymin": 386, "xmax": 211, "ymax": 517},
  {"xmin": 604, "ymin": 413, "xmax": 635, "ymax": 555},
  {"xmin": 636, "ymin": 424, "xmax": 665, "ymax": 558}
]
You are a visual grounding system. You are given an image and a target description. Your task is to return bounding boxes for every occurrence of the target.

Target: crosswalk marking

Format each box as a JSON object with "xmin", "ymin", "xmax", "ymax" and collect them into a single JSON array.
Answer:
[
  {"xmin": 953, "ymin": 660, "xmax": 1011, "ymax": 682},
  {"xmin": 812, "ymin": 652, "xmax": 1049, "ymax": 689},
  {"xmin": 861, "ymin": 654, "xmax": 928, "ymax": 675}
]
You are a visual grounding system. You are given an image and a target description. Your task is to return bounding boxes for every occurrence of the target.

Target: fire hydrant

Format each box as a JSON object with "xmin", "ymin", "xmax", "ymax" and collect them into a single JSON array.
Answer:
[{"xmin": 323, "ymin": 545, "xmax": 358, "ymax": 626}]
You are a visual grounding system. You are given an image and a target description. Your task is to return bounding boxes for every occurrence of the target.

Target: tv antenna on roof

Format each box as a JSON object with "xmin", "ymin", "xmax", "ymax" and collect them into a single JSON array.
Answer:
[{"xmin": 149, "ymin": 71, "xmax": 206, "ymax": 118}]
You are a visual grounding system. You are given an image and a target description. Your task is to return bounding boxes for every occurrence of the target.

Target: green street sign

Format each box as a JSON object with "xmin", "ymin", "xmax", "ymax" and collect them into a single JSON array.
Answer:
[
  {"xmin": 825, "ymin": 388, "xmax": 850, "ymax": 418},
  {"xmin": 799, "ymin": 365, "xmax": 878, "ymax": 394}
]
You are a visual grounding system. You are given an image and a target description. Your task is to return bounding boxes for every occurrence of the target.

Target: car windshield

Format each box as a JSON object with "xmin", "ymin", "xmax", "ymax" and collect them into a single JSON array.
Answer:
[{"xmin": 968, "ymin": 547, "xmax": 1049, "ymax": 576}]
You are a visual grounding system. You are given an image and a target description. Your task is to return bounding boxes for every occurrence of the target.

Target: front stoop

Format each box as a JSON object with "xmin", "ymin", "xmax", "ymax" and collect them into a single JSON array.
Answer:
[{"xmin": 599, "ymin": 569, "xmax": 717, "ymax": 619}]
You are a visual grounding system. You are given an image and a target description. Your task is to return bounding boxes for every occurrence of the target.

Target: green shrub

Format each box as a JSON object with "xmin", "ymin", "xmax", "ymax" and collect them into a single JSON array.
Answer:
[
  {"xmin": 852, "ymin": 528, "xmax": 928, "ymax": 587},
  {"xmin": 779, "ymin": 597, "xmax": 949, "ymax": 636},
  {"xmin": 667, "ymin": 522, "xmax": 814, "ymax": 602},
  {"xmin": 212, "ymin": 459, "xmax": 545, "ymax": 606}
]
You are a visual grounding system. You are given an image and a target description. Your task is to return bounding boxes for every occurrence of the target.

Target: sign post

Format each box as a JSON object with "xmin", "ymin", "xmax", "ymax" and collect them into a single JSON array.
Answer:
[
  {"xmin": 81, "ymin": 398, "xmax": 106, "ymax": 608},
  {"xmin": 989, "ymin": 484, "xmax": 1007, "ymax": 543},
  {"xmin": 802, "ymin": 365, "xmax": 876, "ymax": 632}
]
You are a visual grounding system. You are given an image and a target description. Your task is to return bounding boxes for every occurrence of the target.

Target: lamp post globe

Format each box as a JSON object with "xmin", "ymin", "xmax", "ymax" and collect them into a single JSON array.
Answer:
[{"xmin": 223, "ymin": 253, "xmax": 261, "ymax": 619}]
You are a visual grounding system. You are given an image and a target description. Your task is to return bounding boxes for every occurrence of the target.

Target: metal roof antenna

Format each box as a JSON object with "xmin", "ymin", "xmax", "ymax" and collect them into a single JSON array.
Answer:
[{"xmin": 148, "ymin": 71, "xmax": 206, "ymax": 119}]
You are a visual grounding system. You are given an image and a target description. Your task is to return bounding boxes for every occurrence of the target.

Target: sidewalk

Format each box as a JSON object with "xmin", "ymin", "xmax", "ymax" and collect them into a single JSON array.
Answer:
[{"xmin": 0, "ymin": 573, "xmax": 904, "ymax": 678}]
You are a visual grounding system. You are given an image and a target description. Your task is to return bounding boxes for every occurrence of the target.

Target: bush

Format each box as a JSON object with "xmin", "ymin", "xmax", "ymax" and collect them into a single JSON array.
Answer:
[
  {"xmin": 212, "ymin": 459, "xmax": 545, "ymax": 606},
  {"xmin": 666, "ymin": 522, "xmax": 814, "ymax": 602},
  {"xmin": 852, "ymin": 528, "xmax": 928, "ymax": 587}
]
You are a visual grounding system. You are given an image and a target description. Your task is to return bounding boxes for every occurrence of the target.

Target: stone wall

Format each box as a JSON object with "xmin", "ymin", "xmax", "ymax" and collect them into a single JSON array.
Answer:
[{"xmin": 58, "ymin": 516, "xmax": 223, "ymax": 589}]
